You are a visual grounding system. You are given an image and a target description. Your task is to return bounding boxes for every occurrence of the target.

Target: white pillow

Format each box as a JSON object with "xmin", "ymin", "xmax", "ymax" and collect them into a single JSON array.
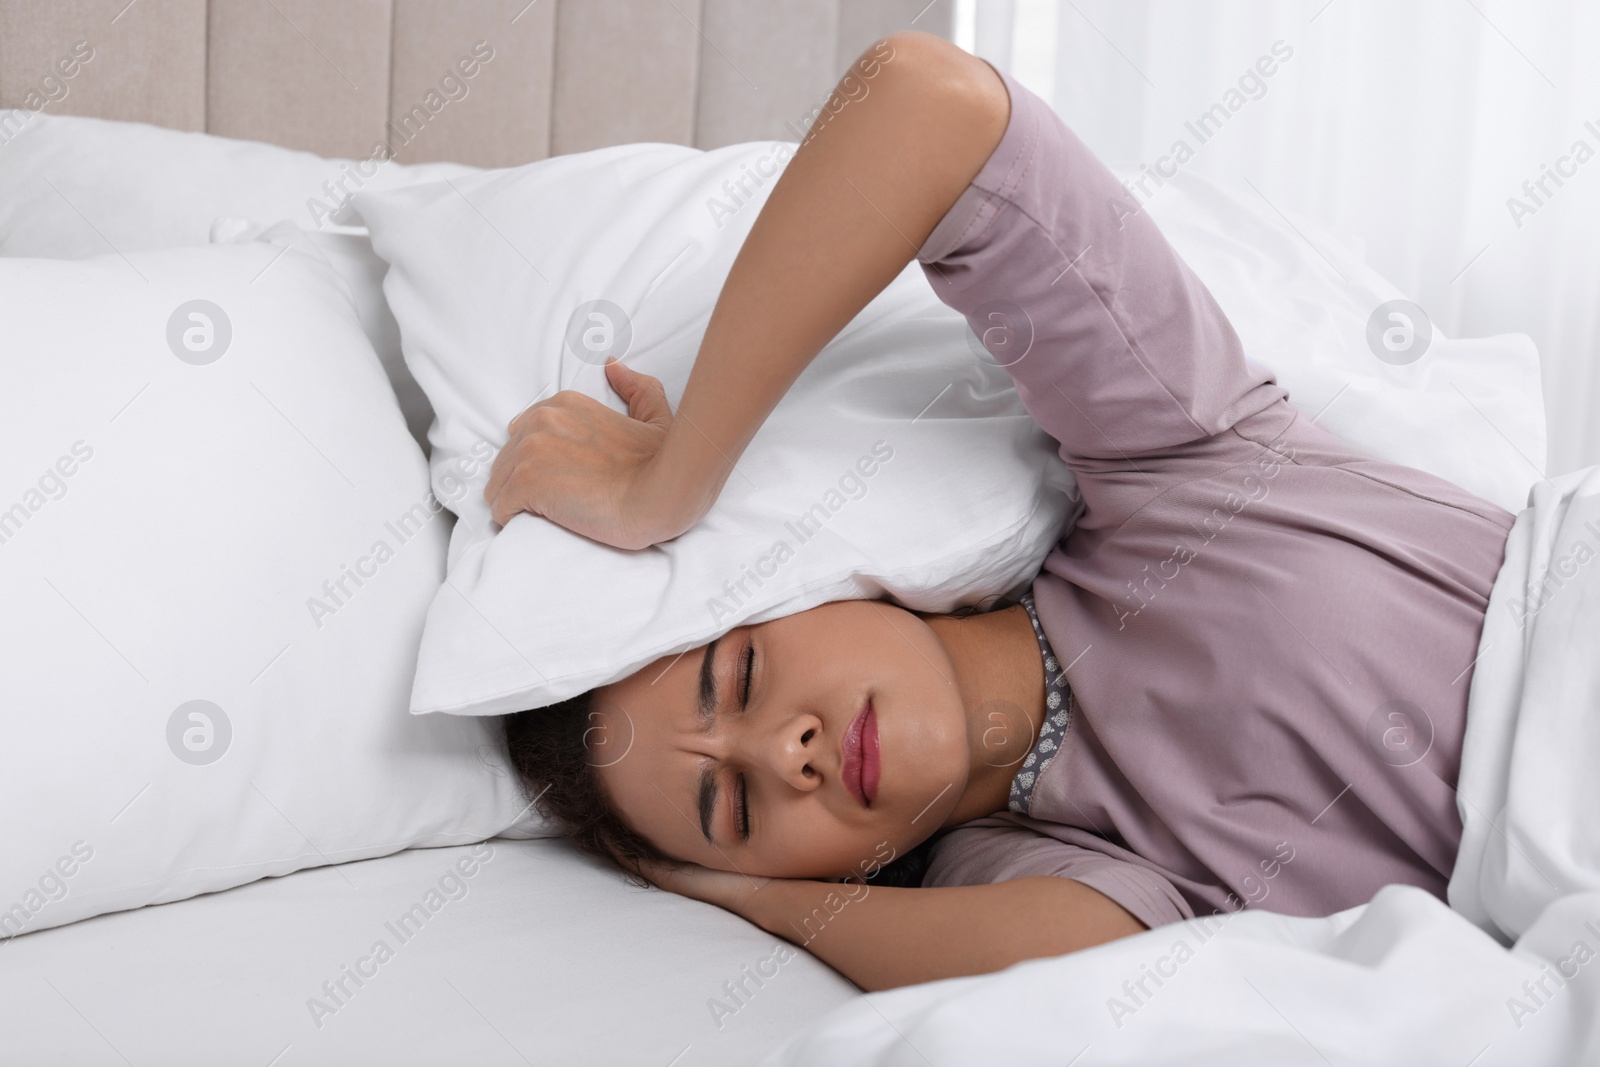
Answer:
[
  {"xmin": 361, "ymin": 141, "xmax": 1548, "ymax": 720},
  {"xmin": 0, "ymin": 243, "xmax": 532, "ymax": 938},
  {"xmin": 1113, "ymin": 165, "xmax": 1546, "ymax": 515},
  {"xmin": 353, "ymin": 140, "xmax": 1078, "ymax": 716},
  {"xmin": 0, "ymin": 109, "xmax": 482, "ymax": 456}
]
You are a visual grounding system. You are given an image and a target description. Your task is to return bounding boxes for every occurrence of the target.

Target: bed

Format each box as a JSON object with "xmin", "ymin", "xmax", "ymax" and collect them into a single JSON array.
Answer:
[
  {"xmin": 4, "ymin": 4, "xmax": 1596, "ymax": 1066},
  {"xmin": 0, "ymin": 838, "xmax": 858, "ymax": 1066}
]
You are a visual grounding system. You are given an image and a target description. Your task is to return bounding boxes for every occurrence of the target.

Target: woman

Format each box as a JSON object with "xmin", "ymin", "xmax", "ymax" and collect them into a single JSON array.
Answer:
[{"xmin": 488, "ymin": 30, "xmax": 1514, "ymax": 993}]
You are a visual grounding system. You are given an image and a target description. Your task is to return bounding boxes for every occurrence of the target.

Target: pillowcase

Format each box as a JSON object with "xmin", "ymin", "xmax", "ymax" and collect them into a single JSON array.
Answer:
[
  {"xmin": 0, "ymin": 109, "xmax": 482, "ymax": 456},
  {"xmin": 353, "ymin": 140, "xmax": 1079, "ymax": 716},
  {"xmin": 0, "ymin": 242, "xmax": 532, "ymax": 938},
  {"xmin": 1112, "ymin": 164, "xmax": 1546, "ymax": 516}
]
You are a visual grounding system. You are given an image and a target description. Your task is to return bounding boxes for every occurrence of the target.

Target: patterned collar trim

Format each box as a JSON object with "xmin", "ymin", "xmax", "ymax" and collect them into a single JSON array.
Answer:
[{"xmin": 1008, "ymin": 590, "xmax": 1074, "ymax": 816}]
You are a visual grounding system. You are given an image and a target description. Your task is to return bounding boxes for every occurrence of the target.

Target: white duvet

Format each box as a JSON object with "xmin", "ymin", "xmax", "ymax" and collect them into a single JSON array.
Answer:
[{"xmin": 761, "ymin": 469, "xmax": 1600, "ymax": 1067}]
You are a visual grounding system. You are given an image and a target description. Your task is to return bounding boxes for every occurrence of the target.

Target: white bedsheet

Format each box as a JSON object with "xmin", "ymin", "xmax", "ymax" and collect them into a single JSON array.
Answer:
[
  {"xmin": 1450, "ymin": 464, "xmax": 1600, "ymax": 943},
  {"xmin": 762, "ymin": 886, "xmax": 1600, "ymax": 1066},
  {"xmin": 761, "ymin": 469, "xmax": 1600, "ymax": 1067},
  {"xmin": 0, "ymin": 839, "xmax": 857, "ymax": 1066}
]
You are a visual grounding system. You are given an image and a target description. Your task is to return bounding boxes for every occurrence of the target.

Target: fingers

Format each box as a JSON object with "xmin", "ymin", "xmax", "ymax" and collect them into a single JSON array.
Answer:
[
  {"xmin": 485, "ymin": 396, "xmax": 581, "ymax": 511},
  {"xmin": 483, "ymin": 440, "xmax": 543, "ymax": 526},
  {"xmin": 505, "ymin": 394, "xmax": 551, "ymax": 439},
  {"xmin": 486, "ymin": 395, "xmax": 546, "ymax": 511},
  {"xmin": 486, "ymin": 474, "xmax": 522, "ymax": 527},
  {"xmin": 487, "ymin": 483, "xmax": 521, "ymax": 528},
  {"xmin": 484, "ymin": 430, "xmax": 538, "ymax": 511},
  {"xmin": 483, "ymin": 442, "xmax": 514, "ymax": 507},
  {"xmin": 605, "ymin": 358, "xmax": 673, "ymax": 427},
  {"xmin": 630, "ymin": 855, "xmax": 689, "ymax": 892},
  {"xmin": 479, "ymin": 369, "xmax": 671, "ymax": 534}
]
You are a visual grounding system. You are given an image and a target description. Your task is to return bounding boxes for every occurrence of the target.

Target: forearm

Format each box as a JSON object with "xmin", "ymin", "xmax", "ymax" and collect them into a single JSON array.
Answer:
[
  {"xmin": 747, "ymin": 876, "xmax": 1148, "ymax": 993},
  {"xmin": 648, "ymin": 31, "xmax": 1010, "ymax": 525}
]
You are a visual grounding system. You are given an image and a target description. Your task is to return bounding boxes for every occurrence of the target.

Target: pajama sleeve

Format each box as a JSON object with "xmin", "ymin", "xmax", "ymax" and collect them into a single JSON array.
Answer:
[
  {"xmin": 915, "ymin": 65, "xmax": 1285, "ymax": 470},
  {"xmin": 923, "ymin": 820, "xmax": 1194, "ymax": 932}
]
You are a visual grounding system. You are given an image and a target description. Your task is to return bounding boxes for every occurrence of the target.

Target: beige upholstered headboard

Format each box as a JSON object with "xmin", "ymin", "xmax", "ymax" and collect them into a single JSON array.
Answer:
[{"xmin": 0, "ymin": 0, "xmax": 953, "ymax": 166}]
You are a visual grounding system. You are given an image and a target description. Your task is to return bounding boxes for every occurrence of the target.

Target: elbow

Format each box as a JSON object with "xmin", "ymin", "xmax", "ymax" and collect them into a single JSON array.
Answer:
[{"xmin": 845, "ymin": 31, "xmax": 1010, "ymax": 150}]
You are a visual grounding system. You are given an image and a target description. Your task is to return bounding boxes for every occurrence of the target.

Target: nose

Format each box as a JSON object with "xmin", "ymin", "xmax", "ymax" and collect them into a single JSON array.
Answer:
[{"xmin": 747, "ymin": 710, "xmax": 825, "ymax": 792}]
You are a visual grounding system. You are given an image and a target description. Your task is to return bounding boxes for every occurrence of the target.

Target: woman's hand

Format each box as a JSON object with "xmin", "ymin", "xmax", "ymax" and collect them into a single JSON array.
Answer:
[
  {"xmin": 483, "ymin": 359, "xmax": 694, "ymax": 550},
  {"xmin": 627, "ymin": 855, "xmax": 778, "ymax": 922}
]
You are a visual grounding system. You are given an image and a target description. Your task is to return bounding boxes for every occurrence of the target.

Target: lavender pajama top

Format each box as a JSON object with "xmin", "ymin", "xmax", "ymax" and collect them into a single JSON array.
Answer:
[{"xmin": 914, "ymin": 67, "xmax": 1515, "ymax": 929}]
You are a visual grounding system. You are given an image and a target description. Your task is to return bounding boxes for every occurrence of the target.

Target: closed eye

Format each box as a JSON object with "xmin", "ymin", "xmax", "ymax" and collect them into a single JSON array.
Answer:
[
  {"xmin": 740, "ymin": 640, "xmax": 755, "ymax": 708},
  {"xmin": 732, "ymin": 636, "xmax": 756, "ymax": 840},
  {"xmin": 735, "ymin": 773, "xmax": 749, "ymax": 840}
]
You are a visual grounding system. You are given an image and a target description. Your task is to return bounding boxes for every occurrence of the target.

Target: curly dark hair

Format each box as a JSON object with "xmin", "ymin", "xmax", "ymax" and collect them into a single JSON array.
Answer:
[
  {"xmin": 502, "ymin": 688, "xmax": 670, "ymax": 889},
  {"xmin": 502, "ymin": 590, "xmax": 1023, "ymax": 891}
]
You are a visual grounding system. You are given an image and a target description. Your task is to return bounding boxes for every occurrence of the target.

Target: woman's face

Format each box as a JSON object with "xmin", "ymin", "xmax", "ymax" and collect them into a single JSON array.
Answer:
[{"xmin": 590, "ymin": 599, "xmax": 973, "ymax": 880}]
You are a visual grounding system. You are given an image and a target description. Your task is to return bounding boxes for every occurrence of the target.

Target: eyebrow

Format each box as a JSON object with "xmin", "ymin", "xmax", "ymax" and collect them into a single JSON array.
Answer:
[
  {"xmin": 695, "ymin": 635, "xmax": 724, "ymax": 844},
  {"xmin": 697, "ymin": 634, "xmax": 723, "ymax": 728}
]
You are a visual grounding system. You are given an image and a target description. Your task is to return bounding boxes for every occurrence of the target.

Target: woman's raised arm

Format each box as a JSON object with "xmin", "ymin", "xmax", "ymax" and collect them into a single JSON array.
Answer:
[
  {"xmin": 485, "ymin": 30, "xmax": 1009, "ymax": 548},
  {"xmin": 646, "ymin": 31, "xmax": 1009, "ymax": 536}
]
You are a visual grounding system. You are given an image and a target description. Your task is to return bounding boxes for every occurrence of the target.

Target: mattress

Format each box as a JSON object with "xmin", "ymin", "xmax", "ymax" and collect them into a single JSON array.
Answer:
[{"xmin": 0, "ymin": 838, "xmax": 858, "ymax": 1066}]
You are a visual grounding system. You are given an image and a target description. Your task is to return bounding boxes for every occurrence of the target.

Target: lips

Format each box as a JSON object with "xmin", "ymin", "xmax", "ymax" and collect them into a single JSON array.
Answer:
[{"xmin": 842, "ymin": 698, "xmax": 881, "ymax": 808}]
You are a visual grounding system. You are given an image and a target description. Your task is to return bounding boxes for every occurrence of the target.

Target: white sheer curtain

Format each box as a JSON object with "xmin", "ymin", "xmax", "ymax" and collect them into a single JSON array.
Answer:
[{"xmin": 953, "ymin": 0, "xmax": 1600, "ymax": 478}]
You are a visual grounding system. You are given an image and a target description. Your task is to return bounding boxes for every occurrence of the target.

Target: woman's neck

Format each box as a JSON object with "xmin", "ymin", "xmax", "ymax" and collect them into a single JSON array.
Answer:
[{"xmin": 922, "ymin": 602, "xmax": 1048, "ymax": 828}]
